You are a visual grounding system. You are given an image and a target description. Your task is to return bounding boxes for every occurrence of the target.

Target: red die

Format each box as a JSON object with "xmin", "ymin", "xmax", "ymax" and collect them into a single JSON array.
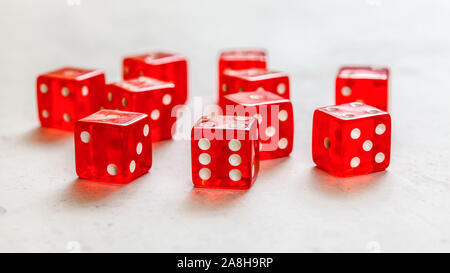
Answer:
[
  {"xmin": 218, "ymin": 49, "xmax": 267, "ymax": 78},
  {"xmin": 37, "ymin": 67, "xmax": 105, "ymax": 131},
  {"xmin": 123, "ymin": 52, "xmax": 188, "ymax": 105},
  {"xmin": 218, "ymin": 49, "xmax": 267, "ymax": 105},
  {"xmin": 335, "ymin": 66, "xmax": 390, "ymax": 111},
  {"xmin": 222, "ymin": 90, "xmax": 294, "ymax": 160},
  {"xmin": 191, "ymin": 115, "xmax": 259, "ymax": 190},
  {"xmin": 312, "ymin": 102, "xmax": 391, "ymax": 177},
  {"xmin": 75, "ymin": 110, "xmax": 152, "ymax": 184},
  {"xmin": 219, "ymin": 68, "xmax": 289, "ymax": 107},
  {"xmin": 105, "ymin": 77, "xmax": 176, "ymax": 142}
]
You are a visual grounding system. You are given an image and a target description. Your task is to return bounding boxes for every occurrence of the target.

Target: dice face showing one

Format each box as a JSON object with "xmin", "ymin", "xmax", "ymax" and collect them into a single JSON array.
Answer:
[
  {"xmin": 222, "ymin": 90, "xmax": 294, "ymax": 160},
  {"xmin": 105, "ymin": 77, "xmax": 176, "ymax": 142},
  {"xmin": 219, "ymin": 68, "xmax": 289, "ymax": 107},
  {"xmin": 191, "ymin": 115, "xmax": 259, "ymax": 190},
  {"xmin": 37, "ymin": 67, "xmax": 106, "ymax": 131},
  {"xmin": 218, "ymin": 49, "xmax": 267, "ymax": 77},
  {"xmin": 122, "ymin": 52, "xmax": 188, "ymax": 105},
  {"xmin": 312, "ymin": 102, "xmax": 391, "ymax": 177},
  {"xmin": 75, "ymin": 110, "xmax": 152, "ymax": 184},
  {"xmin": 335, "ymin": 66, "xmax": 389, "ymax": 111}
]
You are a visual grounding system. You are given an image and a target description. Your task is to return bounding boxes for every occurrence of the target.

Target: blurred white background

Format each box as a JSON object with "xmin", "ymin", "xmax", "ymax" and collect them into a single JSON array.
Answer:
[{"xmin": 0, "ymin": 0, "xmax": 449, "ymax": 252}]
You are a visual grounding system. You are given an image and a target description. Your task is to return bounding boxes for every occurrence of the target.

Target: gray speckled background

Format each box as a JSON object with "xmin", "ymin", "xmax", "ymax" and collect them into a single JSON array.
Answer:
[{"xmin": 0, "ymin": 0, "xmax": 449, "ymax": 252}]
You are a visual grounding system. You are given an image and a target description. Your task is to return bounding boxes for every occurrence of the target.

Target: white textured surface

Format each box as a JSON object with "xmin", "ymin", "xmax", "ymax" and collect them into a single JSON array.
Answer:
[{"xmin": 1, "ymin": 0, "xmax": 450, "ymax": 253}]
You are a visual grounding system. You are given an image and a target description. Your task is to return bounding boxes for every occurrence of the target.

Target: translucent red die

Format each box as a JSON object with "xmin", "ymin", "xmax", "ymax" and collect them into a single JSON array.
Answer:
[
  {"xmin": 75, "ymin": 110, "xmax": 152, "ymax": 184},
  {"xmin": 105, "ymin": 77, "xmax": 176, "ymax": 142},
  {"xmin": 219, "ymin": 68, "xmax": 289, "ymax": 107},
  {"xmin": 36, "ymin": 67, "xmax": 105, "ymax": 131},
  {"xmin": 191, "ymin": 115, "xmax": 259, "ymax": 190},
  {"xmin": 222, "ymin": 90, "xmax": 294, "ymax": 160},
  {"xmin": 218, "ymin": 49, "xmax": 267, "ymax": 105},
  {"xmin": 122, "ymin": 52, "xmax": 188, "ymax": 105},
  {"xmin": 218, "ymin": 49, "xmax": 267, "ymax": 78},
  {"xmin": 335, "ymin": 66, "xmax": 390, "ymax": 111},
  {"xmin": 312, "ymin": 102, "xmax": 391, "ymax": 177}
]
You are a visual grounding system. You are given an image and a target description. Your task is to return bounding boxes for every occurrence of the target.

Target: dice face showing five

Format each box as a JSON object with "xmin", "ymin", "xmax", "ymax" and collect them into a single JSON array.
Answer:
[
  {"xmin": 222, "ymin": 90, "xmax": 294, "ymax": 160},
  {"xmin": 122, "ymin": 52, "xmax": 188, "ymax": 105},
  {"xmin": 219, "ymin": 68, "xmax": 290, "ymax": 107},
  {"xmin": 312, "ymin": 102, "xmax": 391, "ymax": 177},
  {"xmin": 37, "ymin": 67, "xmax": 106, "ymax": 131},
  {"xmin": 75, "ymin": 110, "xmax": 152, "ymax": 184},
  {"xmin": 191, "ymin": 115, "xmax": 259, "ymax": 190},
  {"xmin": 105, "ymin": 77, "xmax": 176, "ymax": 142},
  {"xmin": 335, "ymin": 66, "xmax": 389, "ymax": 111}
]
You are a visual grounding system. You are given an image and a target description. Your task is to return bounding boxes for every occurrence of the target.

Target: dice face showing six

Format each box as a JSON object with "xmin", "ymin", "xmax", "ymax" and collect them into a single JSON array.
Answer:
[
  {"xmin": 122, "ymin": 52, "xmax": 188, "ymax": 105},
  {"xmin": 75, "ymin": 110, "xmax": 152, "ymax": 184},
  {"xmin": 191, "ymin": 115, "xmax": 259, "ymax": 190},
  {"xmin": 37, "ymin": 67, "xmax": 106, "ymax": 131},
  {"xmin": 105, "ymin": 77, "xmax": 176, "ymax": 142},
  {"xmin": 335, "ymin": 66, "xmax": 389, "ymax": 111},
  {"xmin": 312, "ymin": 102, "xmax": 391, "ymax": 177},
  {"xmin": 219, "ymin": 68, "xmax": 290, "ymax": 107},
  {"xmin": 222, "ymin": 90, "xmax": 294, "ymax": 160}
]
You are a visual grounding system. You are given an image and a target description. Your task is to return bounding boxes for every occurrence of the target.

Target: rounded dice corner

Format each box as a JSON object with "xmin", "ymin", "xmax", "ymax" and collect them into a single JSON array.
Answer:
[{"xmin": 36, "ymin": 75, "xmax": 47, "ymax": 86}]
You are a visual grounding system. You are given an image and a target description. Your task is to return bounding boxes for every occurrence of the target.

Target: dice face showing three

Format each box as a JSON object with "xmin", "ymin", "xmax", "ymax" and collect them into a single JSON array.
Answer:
[
  {"xmin": 191, "ymin": 115, "xmax": 259, "ymax": 190},
  {"xmin": 219, "ymin": 68, "xmax": 290, "ymax": 107},
  {"xmin": 222, "ymin": 90, "xmax": 294, "ymax": 160},
  {"xmin": 122, "ymin": 52, "xmax": 188, "ymax": 105},
  {"xmin": 105, "ymin": 77, "xmax": 176, "ymax": 142},
  {"xmin": 312, "ymin": 102, "xmax": 391, "ymax": 177},
  {"xmin": 37, "ymin": 67, "xmax": 106, "ymax": 131},
  {"xmin": 75, "ymin": 110, "xmax": 152, "ymax": 184},
  {"xmin": 335, "ymin": 66, "xmax": 389, "ymax": 111}
]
